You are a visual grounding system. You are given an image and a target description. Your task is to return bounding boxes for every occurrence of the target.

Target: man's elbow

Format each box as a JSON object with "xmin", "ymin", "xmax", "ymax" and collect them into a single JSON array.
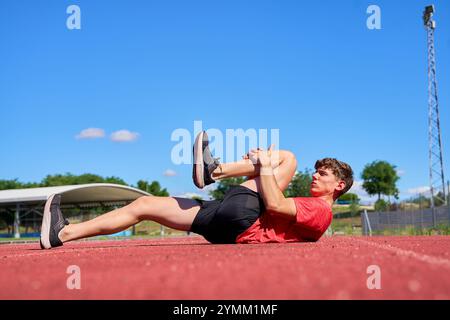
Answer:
[
  {"xmin": 265, "ymin": 203, "xmax": 280, "ymax": 213},
  {"xmin": 265, "ymin": 199, "xmax": 284, "ymax": 212}
]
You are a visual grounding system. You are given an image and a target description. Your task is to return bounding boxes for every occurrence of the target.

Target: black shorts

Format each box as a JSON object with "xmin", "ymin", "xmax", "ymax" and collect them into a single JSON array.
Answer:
[{"xmin": 190, "ymin": 185, "xmax": 265, "ymax": 244}]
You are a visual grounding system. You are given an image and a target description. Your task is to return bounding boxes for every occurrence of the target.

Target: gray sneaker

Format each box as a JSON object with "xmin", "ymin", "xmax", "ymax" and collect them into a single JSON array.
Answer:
[
  {"xmin": 193, "ymin": 131, "xmax": 220, "ymax": 189},
  {"xmin": 40, "ymin": 194, "xmax": 70, "ymax": 249}
]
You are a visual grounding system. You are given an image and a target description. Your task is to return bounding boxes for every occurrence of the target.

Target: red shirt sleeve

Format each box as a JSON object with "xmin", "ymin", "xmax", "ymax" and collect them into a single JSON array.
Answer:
[{"xmin": 293, "ymin": 197, "xmax": 332, "ymax": 237}]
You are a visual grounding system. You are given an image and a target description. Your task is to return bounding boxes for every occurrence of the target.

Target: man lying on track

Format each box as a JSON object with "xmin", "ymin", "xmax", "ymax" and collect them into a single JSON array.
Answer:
[{"xmin": 39, "ymin": 131, "xmax": 353, "ymax": 249}]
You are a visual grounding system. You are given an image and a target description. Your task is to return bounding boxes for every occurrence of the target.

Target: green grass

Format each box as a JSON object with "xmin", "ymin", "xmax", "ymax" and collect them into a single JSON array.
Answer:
[
  {"xmin": 0, "ymin": 237, "xmax": 40, "ymax": 244},
  {"xmin": 330, "ymin": 216, "xmax": 362, "ymax": 235},
  {"xmin": 331, "ymin": 215, "xmax": 450, "ymax": 236},
  {"xmin": 372, "ymin": 224, "xmax": 450, "ymax": 236}
]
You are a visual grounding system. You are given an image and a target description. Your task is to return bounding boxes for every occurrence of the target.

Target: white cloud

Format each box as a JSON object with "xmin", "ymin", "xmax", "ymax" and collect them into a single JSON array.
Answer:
[
  {"xmin": 110, "ymin": 130, "xmax": 139, "ymax": 142},
  {"xmin": 396, "ymin": 169, "xmax": 406, "ymax": 176},
  {"xmin": 163, "ymin": 169, "xmax": 177, "ymax": 177},
  {"xmin": 406, "ymin": 186, "xmax": 430, "ymax": 195},
  {"xmin": 75, "ymin": 128, "xmax": 105, "ymax": 139}
]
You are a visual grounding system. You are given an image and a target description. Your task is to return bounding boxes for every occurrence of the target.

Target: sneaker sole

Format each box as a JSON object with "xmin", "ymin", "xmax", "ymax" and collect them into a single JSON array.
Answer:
[
  {"xmin": 40, "ymin": 193, "xmax": 56, "ymax": 249},
  {"xmin": 193, "ymin": 131, "xmax": 205, "ymax": 188}
]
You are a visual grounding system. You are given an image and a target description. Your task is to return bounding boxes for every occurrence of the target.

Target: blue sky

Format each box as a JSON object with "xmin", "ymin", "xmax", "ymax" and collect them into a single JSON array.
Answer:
[{"xmin": 1, "ymin": 0, "xmax": 449, "ymax": 203}]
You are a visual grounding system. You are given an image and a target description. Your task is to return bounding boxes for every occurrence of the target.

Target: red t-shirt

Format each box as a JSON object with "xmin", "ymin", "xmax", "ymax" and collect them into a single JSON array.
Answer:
[{"xmin": 235, "ymin": 197, "xmax": 332, "ymax": 244}]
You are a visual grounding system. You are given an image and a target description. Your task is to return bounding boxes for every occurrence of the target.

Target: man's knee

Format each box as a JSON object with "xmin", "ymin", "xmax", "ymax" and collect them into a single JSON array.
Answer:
[
  {"xmin": 280, "ymin": 150, "xmax": 297, "ymax": 167},
  {"xmin": 130, "ymin": 196, "xmax": 154, "ymax": 220}
]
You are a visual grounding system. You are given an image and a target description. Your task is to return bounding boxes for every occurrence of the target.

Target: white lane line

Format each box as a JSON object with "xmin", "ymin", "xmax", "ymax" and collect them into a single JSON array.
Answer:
[{"xmin": 354, "ymin": 238, "xmax": 450, "ymax": 269}]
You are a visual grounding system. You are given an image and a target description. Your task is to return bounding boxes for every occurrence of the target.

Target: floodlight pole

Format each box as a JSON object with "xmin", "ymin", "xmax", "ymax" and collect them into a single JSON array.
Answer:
[{"xmin": 423, "ymin": 5, "xmax": 446, "ymax": 211}]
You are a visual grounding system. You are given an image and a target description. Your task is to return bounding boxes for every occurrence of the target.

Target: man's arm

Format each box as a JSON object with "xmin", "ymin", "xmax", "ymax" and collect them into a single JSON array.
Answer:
[{"xmin": 249, "ymin": 148, "xmax": 297, "ymax": 220}]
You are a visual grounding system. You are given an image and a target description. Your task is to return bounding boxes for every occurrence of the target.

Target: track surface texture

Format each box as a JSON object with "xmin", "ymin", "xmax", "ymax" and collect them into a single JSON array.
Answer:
[{"xmin": 1, "ymin": 235, "xmax": 449, "ymax": 299}]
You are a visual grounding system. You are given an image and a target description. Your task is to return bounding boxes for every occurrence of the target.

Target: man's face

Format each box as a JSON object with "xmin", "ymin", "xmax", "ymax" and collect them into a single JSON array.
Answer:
[{"xmin": 310, "ymin": 167, "xmax": 344, "ymax": 197}]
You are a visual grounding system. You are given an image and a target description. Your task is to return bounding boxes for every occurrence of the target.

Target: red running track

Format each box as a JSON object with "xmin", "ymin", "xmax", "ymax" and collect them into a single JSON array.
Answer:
[{"xmin": 1, "ymin": 235, "xmax": 449, "ymax": 300}]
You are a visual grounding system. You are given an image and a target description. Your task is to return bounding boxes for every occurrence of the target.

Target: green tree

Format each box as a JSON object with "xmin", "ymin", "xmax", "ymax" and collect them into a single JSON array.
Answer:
[
  {"xmin": 209, "ymin": 177, "xmax": 246, "ymax": 201},
  {"xmin": 22, "ymin": 182, "xmax": 41, "ymax": 188},
  {"xmin": 0, "ymin": 179, "xmax": 41, "ymax": 190},
  {"xmin": 41, "ymin": 173, "xmax": 97, "ymax": 186},
  {"xmin": 136, "ymin": 180, "xmax": 169, "ymax": 196},
  {"xmin": 283, "ymin": 169, "xmax": 312, "ymax": 198},
  {"xmin": 41, "ymin": 173, "xmax": 77, "ymax": 186},
  {"xmin": 40, "ymin": 173, "xmax": 128, "ymax": 186},
  {"xmin": 0, "ymin": 179, "xmax": 26, "ymax": 190},
  {"xmin": 0, "ymin": 174, "xmax": 157, "ymax": 192},
  {"xmin": 103, "ymin": 176, "xmax": 128, "ymax": 185},
  {"xmin": 361, "ymin": 160, "xmax": 400, "ymax": 200},
  {"xmin": 374, "ymin": 199, "xmax": 389, "ymax": 212}
]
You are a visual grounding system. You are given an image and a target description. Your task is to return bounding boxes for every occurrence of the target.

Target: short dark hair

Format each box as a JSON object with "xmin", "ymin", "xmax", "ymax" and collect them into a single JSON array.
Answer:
[{"xmin": 314, "ymin": 158, "xmax": 353, "ymax": 198}]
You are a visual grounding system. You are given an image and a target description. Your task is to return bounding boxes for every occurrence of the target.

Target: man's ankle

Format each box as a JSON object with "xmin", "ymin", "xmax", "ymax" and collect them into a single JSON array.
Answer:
[
  {"xmin": 58, "ymin": 226, "xmax": 69, "ymax": 243},
  {"xmin": 211, "ymin": 164, "xmax": 224, "ymax": 180}
]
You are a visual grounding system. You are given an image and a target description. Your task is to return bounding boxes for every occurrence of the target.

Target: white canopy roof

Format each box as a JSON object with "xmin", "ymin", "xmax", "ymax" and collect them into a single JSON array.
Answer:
[{"xmin": 0, "ymin": 183, "xmax": 150, "ymax": 205}]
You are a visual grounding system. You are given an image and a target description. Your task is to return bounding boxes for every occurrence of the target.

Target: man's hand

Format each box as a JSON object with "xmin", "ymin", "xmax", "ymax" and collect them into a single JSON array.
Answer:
[
  {"xmin": 248, "ymin": 145, "xmax": 275, "ymax": 168},
  {"xmin": 246, "ymin": 145, "xmax": 297, "ymax": 220}
]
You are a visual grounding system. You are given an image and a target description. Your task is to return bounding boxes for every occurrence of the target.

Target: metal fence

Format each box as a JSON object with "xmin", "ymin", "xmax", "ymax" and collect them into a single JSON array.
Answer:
[{"xmin": 361, "ymin": 206, "xmax": 450, "ymax": 235}]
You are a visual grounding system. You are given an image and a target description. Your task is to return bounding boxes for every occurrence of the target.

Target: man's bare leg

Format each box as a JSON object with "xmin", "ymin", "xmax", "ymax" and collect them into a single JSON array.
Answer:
[{"xmin": 59, "ymin": 197, "xmax": 200, "ymax": 243}]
